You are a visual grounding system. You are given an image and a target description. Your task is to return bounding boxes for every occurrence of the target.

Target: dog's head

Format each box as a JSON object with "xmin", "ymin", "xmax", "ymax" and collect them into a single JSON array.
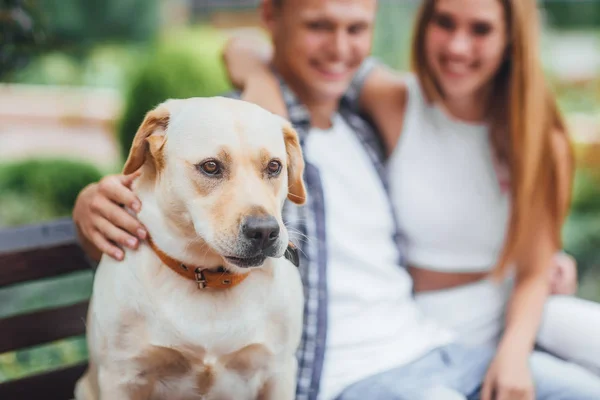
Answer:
[{"xmin": 123, "ymin": 97, "xmax": 306, "ymax": 270}]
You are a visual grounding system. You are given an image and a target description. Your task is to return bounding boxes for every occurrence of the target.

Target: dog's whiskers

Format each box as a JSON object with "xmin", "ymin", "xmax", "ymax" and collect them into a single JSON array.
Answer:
[{"xmin": 285, "ymin": 226, "xmax": 314, "ymax": 245}]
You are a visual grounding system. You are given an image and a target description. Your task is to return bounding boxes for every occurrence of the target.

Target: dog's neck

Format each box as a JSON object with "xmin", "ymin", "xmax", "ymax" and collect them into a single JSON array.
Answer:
[{"xmin": 136, "ymin": 191, "xmax": 224, "ymax": 270}]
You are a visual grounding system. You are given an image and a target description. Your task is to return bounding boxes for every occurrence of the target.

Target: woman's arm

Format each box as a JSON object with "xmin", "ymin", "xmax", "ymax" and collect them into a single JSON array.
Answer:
[
  {"xmin": 504, "ymin": 211, "xmax": 555, "ymax": 356},
  {"xmin": 222, "ymin": 35, "xmax": 287, "ymax": 118},
  {"xmin": 482, "ymin": 130, "xmax": 573, "ymax": 400},
  {"xmin": 481, "ymin": 202, "xmax": 553, "ymax": 400},
  {"xmin": 358, "ymin": 65, "xmax": 409, "ymax": 154}
]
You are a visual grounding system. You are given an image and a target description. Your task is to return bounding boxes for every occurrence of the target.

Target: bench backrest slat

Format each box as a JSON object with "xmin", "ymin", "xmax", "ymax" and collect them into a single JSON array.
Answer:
[
  {"xmin": 0, "ymin": 218, "xmax": 91, "ymax": 288},
  {"xmin": 0, "ymin": 243, "xmax": 90, "ymax": 288},
  {"xmin": 0, "ymin": 218, "xmax": 92, "ymax": 399},
  {"xmin": 0, "ymin": 218, "xmax": 79, "ymax": 254},
  {"xmin": 0, "ymin": 362, "xmax": 88, "ymax": 400},
  {"xmin": 0, "ymin": 300, "xmax": 89, "ymax": 354}
]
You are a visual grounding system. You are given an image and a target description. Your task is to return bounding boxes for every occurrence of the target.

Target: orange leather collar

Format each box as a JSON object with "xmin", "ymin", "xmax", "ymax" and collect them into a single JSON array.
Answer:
[
  {"xmin": 146, "ymin": 237, "xmax": 248, "ymax": 289},
  {"xmin": 146, "ymin": 237, "xmax": 300, "ymax": 290}
]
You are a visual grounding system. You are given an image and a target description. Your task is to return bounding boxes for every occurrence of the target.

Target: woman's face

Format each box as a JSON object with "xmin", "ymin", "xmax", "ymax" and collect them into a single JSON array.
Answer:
[{"xmin": 424, "ymin": 0, "xmax": 508, "ymax": 102}]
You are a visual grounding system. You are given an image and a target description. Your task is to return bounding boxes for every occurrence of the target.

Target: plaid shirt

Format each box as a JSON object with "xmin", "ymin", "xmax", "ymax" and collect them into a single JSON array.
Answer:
[{"xmin": 230, "ymin": 58, "xmax": 405, "ymax": 400}]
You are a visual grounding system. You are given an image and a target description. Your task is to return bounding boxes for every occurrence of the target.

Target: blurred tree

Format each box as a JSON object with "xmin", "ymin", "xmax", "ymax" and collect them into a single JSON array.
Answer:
[
  {"xmin": 0, "ymin": 0, "xmax": 44, "ymax": 80},
  {"xmin": 542, "ymin": 0, "xmax": 600, "ymax": 30},
  {"xmin": 563, "ymin": 171, "xmax": 600, "ymax": 280},
  {"xmin": 38, "ymin": 0, "xmax": 160, "ymax": 59},
  {"xmin": 118, "ymin": 28, "xmax": 232, "ymax": 162},
  {"xmin": 1, "ymin": 0, "xmax": 160, "ymax": 79}
]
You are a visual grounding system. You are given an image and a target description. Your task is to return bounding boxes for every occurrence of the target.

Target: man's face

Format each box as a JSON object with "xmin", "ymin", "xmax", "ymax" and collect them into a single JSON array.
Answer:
[{"xmin": 265, "ymin": 0, "xmax": 376, "ymax": 102}]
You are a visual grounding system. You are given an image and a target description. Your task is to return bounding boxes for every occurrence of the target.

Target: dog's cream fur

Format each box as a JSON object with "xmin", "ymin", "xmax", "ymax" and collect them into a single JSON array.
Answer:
[{"xmin": 74, "ymin": 97, "xmax": 306, "ymax": 400}]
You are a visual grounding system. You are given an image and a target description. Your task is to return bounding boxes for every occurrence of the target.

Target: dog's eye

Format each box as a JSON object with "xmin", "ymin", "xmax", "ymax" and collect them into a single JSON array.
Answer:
[
  {"xmin": 267, "ymin": 160, "xmax": 282, "ymax": 176},
  {"xmin": 199, "ymin": 160, "xmax": 221, "ymax": 176}
]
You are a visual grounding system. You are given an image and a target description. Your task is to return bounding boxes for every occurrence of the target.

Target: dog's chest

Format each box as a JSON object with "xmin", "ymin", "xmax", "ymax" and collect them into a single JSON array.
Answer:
[
  {"xmin": 128, "ymin": 271, "xmax": 297, "ymax": 398},
  {"xmin": 136, "ymin": 341, "xmax": 274, "ymax": 400},
  {"xmin": 143, "ymin": 274, "xmax": 288, "ymax": 351}
]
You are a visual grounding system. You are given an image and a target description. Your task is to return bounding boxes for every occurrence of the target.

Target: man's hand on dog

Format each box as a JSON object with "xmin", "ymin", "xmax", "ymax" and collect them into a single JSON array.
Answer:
[{"xmin": 73, "ymin": 171, "xmax": 146, "ymax": 262}]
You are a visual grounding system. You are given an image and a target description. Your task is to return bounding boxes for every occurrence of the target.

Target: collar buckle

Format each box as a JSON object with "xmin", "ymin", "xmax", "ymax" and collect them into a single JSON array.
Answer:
[{"xmin": 194, "ymin": 268, "xmax": 207, "ymax": 289}]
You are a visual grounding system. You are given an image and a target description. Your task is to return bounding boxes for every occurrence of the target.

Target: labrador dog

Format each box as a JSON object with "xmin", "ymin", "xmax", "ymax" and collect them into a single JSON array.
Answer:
[{"xmin": 74, "ymin": 97, "xmax": 306, "ymax": 400}]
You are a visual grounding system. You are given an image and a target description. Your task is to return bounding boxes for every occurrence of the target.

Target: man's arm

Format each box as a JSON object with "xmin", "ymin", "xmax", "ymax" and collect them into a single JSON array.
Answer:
[
  {"xmin": 222, "ymin": 35, "xmax": 288, "ymax": 118},
  {"xmin": 72, "ymin": 172, "xmax": 146, "ymax": 262}
]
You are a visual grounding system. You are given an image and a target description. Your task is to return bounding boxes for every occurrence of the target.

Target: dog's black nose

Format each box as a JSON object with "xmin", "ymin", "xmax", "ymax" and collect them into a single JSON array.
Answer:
[{"xmin": 241, "ymin": 216, "xmax": 280, "ymax": 251}]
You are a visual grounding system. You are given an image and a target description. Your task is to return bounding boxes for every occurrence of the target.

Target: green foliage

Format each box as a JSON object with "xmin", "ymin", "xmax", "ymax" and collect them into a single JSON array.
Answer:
[
  {"xmin": 0, "ymin": 0, "xmax": 45, "ymax": 80},
  {"xmin": 0, "ymin": 192, "xmax": 57, "ymax": 227},
  {"xmin": 563, "ymin": 171, "xmax": 600, "ymax": 279},
  {"xmin": 2, "ymin": 0, "xmax": 158, "ymax": 81},
  {"xmin": 371, "ymin": 2, "xmax": 418, "ymax": 70},
  {"xmin": 36, "ymin": 0, "xmax": 159, "ymax": 56},
  {"xmin": 0, "ymin": 159, "xmax": 103, "ymax": 226},
  {"xmin": 554, "ymin": 83, "xmax": 600, "ymax": 115},
  {"xmin": 542, "ymin": 1, "xmax": 600, "ymax": 30},
  {"xmin": 118, "ymin": 28, "xmax": 233, "ymax": 162},
  {"xmin": 9, "ymin": 44, "xmax": 147, "ymax": 89},
  {"xmin": 570, "ymin": 170, "xmax": 600, "ymax": 214}
]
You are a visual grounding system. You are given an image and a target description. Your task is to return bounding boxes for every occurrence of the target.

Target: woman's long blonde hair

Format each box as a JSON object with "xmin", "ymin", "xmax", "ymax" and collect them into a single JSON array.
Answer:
[{"xmin": 411, "ymin": 0, "xmax": 574, "ymax": 277}]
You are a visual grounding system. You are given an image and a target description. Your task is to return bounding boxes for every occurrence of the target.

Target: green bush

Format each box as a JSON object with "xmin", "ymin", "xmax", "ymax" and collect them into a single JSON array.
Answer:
[
  {"xmin": 564, "ymin": 213, "xmax": 600, "ymax": 280},
  {"xmin": 118, "ymin": 27, "xmax": 233, "ymax": 162},
  {"xmin": 0, "ymin": 159, "xmax": 103, "ymax": 224},
  {"xmin": 10, "ymin": 44, "xmax": 147, "ymax": 89},
  {"xmin": 570, "ymin": 170, "xmax": 600, "ymax": 214},
  {"xmin": 37, "ymin": 0, "xmax": 159, "ymax": 53},
  {"xmin": 563, "ymin": 170, "xmax": 600, "ymax": 279},
  {"xmin": 0, "ymin": 0, "xmax": 44, "ymax": 80},
  {"xmin": 542, "ymin": 1, "xmax": 600, "ymax": 30},
  {"xmin": 0, "ymin": 192, "xmax": 58, "ymax": 228}
]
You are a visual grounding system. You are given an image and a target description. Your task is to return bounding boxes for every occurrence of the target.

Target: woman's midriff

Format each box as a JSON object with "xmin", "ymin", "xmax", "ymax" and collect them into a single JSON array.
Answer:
[{"xmin": 409, "ymin": 266, "xmax": 490, "ymax": 293}]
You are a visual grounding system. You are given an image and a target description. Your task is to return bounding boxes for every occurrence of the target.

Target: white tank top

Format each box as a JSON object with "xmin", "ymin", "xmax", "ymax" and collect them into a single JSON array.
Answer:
[{"xmin": 388, "ymin": 75, "xmax": 510, "ymax": 272}]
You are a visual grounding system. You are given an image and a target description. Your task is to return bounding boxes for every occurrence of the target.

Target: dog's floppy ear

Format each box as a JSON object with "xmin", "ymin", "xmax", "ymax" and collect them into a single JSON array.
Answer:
[
  {"xmin": 282, "ymin": 123, "xmax": 306, "ymax": 205},
  {"xmin": 122, "ymin": 106, "xmax": 170, "ymax": 175}
]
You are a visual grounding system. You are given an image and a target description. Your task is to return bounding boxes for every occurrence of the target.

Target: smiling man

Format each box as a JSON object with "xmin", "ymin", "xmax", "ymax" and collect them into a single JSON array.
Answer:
[{"xmin": 265, "ymin": 0, "xmax": 374, "ymax": 129}]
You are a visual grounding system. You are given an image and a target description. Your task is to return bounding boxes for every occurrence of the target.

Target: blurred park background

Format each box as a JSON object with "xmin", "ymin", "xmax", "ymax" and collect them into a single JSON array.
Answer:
[{"xmin": 1, "ymin": 0, "xmax": 599, "ymax": 385}]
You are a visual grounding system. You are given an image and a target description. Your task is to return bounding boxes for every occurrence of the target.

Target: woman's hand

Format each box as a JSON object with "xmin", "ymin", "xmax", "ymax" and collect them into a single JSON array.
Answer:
[
  {"xmin": 549, "ymin": 252, "xmax": 578, "ymax": 295},
  {"xmin": 482, "ymin": 344, "xmax": 534, "ymax": 400},
  {"xmin": 73, "ymin": 171, "xmax": 146, "ymax": 261}
]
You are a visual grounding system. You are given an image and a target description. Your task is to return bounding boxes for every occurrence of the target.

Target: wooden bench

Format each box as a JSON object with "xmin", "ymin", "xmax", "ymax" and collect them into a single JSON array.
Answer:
[{"xmin": 0, "ymin": 218, "xmax": 92, "ymax": 400}]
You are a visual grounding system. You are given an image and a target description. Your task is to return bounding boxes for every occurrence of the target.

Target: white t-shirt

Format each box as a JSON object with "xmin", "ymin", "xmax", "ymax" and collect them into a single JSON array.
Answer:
[{"xmin": 305, "ymin": 114, "xmax": 454, "ymax": 400}]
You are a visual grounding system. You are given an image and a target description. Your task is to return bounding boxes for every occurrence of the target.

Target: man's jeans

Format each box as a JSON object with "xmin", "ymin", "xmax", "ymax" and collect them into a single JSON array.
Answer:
[{"xmin": 335, "ymin": 343, "xmax": 600, "ymax": 400}]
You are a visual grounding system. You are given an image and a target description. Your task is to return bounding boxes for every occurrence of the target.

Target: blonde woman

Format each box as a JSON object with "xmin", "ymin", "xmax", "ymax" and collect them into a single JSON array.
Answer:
[{"xmin": 356, "ymin": 0, "xmax": 600, "ymax": 386}]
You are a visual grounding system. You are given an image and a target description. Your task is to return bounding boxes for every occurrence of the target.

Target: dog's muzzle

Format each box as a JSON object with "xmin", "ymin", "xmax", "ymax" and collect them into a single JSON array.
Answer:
[
  {"xmin": 241, "ymin": 215, "xmax": 280, "ymax": 253},
  {"xmin": 223, "ymin": 215, "xmax": 283, "ymax": 268}
]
